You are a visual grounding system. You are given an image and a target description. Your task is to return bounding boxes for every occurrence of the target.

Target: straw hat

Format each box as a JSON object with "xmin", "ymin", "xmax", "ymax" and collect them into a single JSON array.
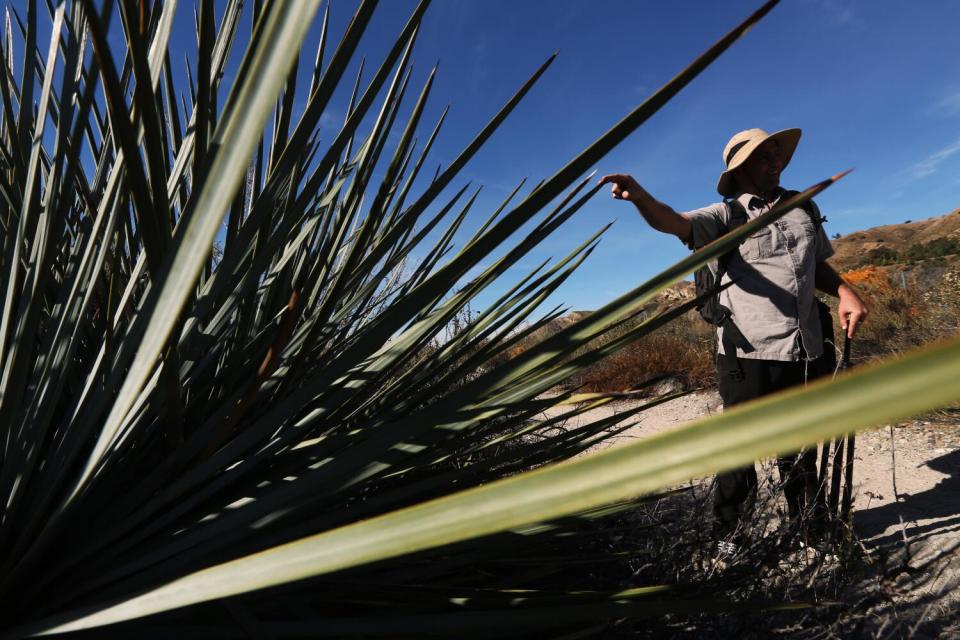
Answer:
[{"xmin": 716, "ymin": 128, "xmax": 801, "ymax": 197}]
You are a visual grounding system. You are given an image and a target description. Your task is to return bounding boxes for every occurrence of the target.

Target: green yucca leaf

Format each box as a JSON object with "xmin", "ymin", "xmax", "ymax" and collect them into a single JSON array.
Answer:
[
  {"xmin": 0, "ymin": 43, "xmax": 24, "ymax": 175},
  {"xmin": 266, "ymin": 0, "xmax": 393, "ymax": 188},
  {"xmin": 0, "ymin": 7, "xmax": 64, "ymax": 510},
  {"xmin": 357, "ymin": 60, "xmax": 437, "ymax": 261},
  {"xmin": 81, "ymin": 0, "xmax": 170, "ymax": 276},
  {"xmin": 164, "ymin": 0, "xmax": 246, "ymax": 213},
  {"xmin": 465, "ymin": 391, "xmax": 689, "ymax": 470},
  {"xmin": 181, "ymin": 0, "xmax": 406, "ymax": 349},
  {"xmin": 307, "ymin": 1, "xmax": 330, "ymax": 97},
  {"xmin": 385, "ymin": 105, "xmax": 451, "ymax": 233},
  {"xmin": 147, "ymin": 1, "xmax": 178, "ymax": 87},
  {"xmin": 74, "ymin": 186, "xmax": 474, "ymax": 553},
  {"xmin": 420, "ymin": 229, "xmax": 600, "ymax": 376},
  {"xmin": 298, "ymin": 29, "xmax": 418, "ymax": 319},
  {"xmin": 0, "ymin": 147, "xmax": 123, "ymax": 544},
  {"xmin": 193, "ymin": 0, "xmax": 214, "ymax": 186}
]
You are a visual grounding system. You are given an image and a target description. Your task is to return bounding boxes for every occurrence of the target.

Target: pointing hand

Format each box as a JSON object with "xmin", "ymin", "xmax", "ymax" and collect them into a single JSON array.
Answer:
[{"xmin": 598, "ymin": 173, "xmax": 641, "ymax": 203}]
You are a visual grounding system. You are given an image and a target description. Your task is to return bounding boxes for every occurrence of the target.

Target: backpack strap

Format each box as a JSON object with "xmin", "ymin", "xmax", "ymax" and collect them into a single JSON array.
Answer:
[
  {"xmin": 715, "ymin": 198, "xmax": 751, "ymax": 379},
  {"xmin": 725, "ymin": 197, "xmax": 750, "ymax": 228},
  {"xmin": 717, "ymin": 198, "xmax": 749, "ymax": 271},
  {"xmin": 711, "ymin": 198, "xmax": 750, "ymax": 308},
  {"xmin": 781, "ymin": 190, "xmax": 826, "ymax": 226}
]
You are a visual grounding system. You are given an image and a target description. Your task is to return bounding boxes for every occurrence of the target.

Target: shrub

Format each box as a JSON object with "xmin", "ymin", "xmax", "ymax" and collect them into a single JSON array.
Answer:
[
  {"xmin": 837, "ymin": 266, "xmax": 960, "ymax": 361},
  {"xmin": 861, "ymin": 245, "xmax": 900, "ymax": 266},
  {"xmin": 903, "ymin": 237, "xmax": 960, "ymax": 262}
]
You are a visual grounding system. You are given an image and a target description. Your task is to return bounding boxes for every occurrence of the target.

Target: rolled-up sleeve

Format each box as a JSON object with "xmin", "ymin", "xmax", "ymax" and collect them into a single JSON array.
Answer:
[
  {"xmin": 814, "ymin": 224, "xmax": 835, "ymax": 263},
  {"xmin": 809, "ymin": 200, "xmax": 834, "ymax": 263},
  {"xmin": 681, "ymin": 203, "xmax": 729, "ymax": 250}
]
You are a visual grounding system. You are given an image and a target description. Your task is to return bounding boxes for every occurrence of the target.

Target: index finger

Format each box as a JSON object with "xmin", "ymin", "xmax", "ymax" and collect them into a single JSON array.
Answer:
[
  {"xmin": 847, "ymin": 315, "xmax": 862, "ymax": 338},
  {"xmin": 598, "ymin": 174, "xmax": 626, "ymax": 186}
]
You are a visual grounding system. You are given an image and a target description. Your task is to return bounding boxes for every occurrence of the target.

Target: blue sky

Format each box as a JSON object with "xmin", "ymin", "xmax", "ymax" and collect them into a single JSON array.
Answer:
[
  {"xmin": 305, "ymin": 0, "xmax": 960, "ymax": 312},
  {"xmin": 28, "ymin": 1, "xmax": 960, "ymax": 313}
]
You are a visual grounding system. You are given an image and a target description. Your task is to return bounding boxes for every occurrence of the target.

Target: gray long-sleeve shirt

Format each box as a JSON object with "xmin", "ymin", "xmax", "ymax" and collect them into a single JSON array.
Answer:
[{"xmin": 683, "ymin": 190, "xmax": 835, "ymax": 361}]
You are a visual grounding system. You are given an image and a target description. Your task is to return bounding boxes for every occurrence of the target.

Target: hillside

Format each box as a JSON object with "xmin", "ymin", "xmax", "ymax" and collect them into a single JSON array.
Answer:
[{"xmin": 828, "ymin": 206, "xmax": 960, "ymax": 272}]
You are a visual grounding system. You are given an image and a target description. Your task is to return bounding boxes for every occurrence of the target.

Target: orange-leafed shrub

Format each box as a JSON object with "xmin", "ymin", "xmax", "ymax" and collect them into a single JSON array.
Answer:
[{"xmin": 842, "ymin": 265, "xmax": 893, "ymax": 293}]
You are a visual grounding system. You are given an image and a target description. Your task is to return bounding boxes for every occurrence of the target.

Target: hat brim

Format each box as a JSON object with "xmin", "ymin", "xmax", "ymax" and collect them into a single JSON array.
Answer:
[{"xmin": 716, "ymin": 128, "xmax": 801, "ymax": 197}]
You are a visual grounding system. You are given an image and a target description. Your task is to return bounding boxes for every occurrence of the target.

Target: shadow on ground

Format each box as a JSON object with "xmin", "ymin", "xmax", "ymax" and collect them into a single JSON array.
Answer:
[{"xmin": 855, "ymin": 448, "xmax": 960, "ymax": 548}]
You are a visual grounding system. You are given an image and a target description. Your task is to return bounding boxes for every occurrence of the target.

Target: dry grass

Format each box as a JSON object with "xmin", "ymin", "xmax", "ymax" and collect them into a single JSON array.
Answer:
[
  {"xmin": 577, "ymin": 316, "xmax": 715, "ymax": 393},
  {"xmin": 520, "ymin": 464, "xmax": 960, "ymax": 639}
]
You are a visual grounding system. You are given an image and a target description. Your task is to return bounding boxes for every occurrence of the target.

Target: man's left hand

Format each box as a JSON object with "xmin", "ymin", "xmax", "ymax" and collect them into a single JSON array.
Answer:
[{"xmin": 837, "ymin": 285, "xmax": 869, "ymax": 338}]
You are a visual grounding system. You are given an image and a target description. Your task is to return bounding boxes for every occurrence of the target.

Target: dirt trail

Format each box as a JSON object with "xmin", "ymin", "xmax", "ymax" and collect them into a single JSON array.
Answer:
[{"xmin": 539, "ymin": 390, "xmax": 960, "ymax": 602}]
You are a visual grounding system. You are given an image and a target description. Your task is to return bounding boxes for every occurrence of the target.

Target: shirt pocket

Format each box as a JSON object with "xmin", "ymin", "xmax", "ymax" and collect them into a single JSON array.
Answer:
[
  {"xmin": 794, "ymin": 216, "xmax": 818, "ymax": 241},
  {"xmin": 791, "ymin": 217, "xmax": 821, "ymax": 262},
  {"xmin": 742, "ymin": 227, "xmax": 774, "ymax": 260}
]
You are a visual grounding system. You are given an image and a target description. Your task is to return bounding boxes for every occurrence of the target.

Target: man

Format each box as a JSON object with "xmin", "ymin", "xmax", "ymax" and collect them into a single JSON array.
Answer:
[{"xmin": 599, "ymin": 128, "xmax": 869, "ymax": 547}]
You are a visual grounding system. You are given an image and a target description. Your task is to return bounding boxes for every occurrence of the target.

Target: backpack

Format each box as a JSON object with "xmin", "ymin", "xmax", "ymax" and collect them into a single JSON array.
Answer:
[{"xmin": 693, "ymin": 191, "xmax": 825, "ymax": 358}]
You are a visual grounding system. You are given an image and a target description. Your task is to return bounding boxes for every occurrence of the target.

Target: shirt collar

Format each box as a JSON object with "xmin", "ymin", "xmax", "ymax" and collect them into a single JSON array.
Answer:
[{"xmin": 735, "ymin": 187, "xmax": 786, "ymax": 211}]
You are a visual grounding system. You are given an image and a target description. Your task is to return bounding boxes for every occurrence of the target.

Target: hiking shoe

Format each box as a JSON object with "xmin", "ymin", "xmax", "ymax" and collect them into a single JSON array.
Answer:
[
  {"xmin": 798, "ymin": 538, "xmax": 839, "ymax": 563},
  {"xmin": 711, "ymin": 539, "xmax": 740, "ymax": 571},
  {"xmin": 716, "ymin": 540, "xmax": 738, "ymax": 557}
]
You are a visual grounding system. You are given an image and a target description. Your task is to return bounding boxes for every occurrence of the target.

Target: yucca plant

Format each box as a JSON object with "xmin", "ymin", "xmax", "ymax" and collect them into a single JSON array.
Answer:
[{"xmin": 1, "ymin": 0, "xmax": 959, "ymax": 637}]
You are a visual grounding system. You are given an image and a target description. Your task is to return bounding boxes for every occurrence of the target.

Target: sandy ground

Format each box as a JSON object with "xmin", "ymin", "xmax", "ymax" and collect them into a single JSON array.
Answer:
[{"xmin": 538, "ymin": 388, "xmax": 960, "ymax": 607}]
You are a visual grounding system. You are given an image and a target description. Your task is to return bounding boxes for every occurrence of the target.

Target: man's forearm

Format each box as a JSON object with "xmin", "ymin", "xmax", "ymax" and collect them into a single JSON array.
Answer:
[
  {"xmin": 815, "ymin": 261, "xmax": 846, "ymax": 296},
  {"xmin": 816, "ymin": 260, "xmax": 865, "ymax": 316},
  {"xmin": 816, "ymin": 260, "xmax": 870, "ymax": 337},
  {"xmin": 628, "ymin": 186, "xmax": 692, "ymax": 243},
  {"xmin": 599, "ymin": 173, "xmax": 692, "ymax": 243}
]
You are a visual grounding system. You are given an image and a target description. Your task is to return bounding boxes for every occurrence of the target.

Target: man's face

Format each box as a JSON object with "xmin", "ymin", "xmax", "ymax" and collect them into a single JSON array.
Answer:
[{"xmin": 738, "ymin": 139, "xmax": 783, "ymax": 195}]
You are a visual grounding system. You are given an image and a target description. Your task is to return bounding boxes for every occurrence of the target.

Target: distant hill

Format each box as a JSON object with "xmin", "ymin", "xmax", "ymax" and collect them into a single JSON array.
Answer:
[{"xmin": 828, "ymin": 206, "xmax": 960, "ymax": 272}]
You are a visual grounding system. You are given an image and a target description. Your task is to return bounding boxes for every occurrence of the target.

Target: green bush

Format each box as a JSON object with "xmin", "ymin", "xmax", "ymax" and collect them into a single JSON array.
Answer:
[
  {"xmin": 862, "ymin": 246, "xmax": 900, "ymax": 266},
  {"xmin": 903, "ymin": 237, "xmax": 960, "ymax": 262}
]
